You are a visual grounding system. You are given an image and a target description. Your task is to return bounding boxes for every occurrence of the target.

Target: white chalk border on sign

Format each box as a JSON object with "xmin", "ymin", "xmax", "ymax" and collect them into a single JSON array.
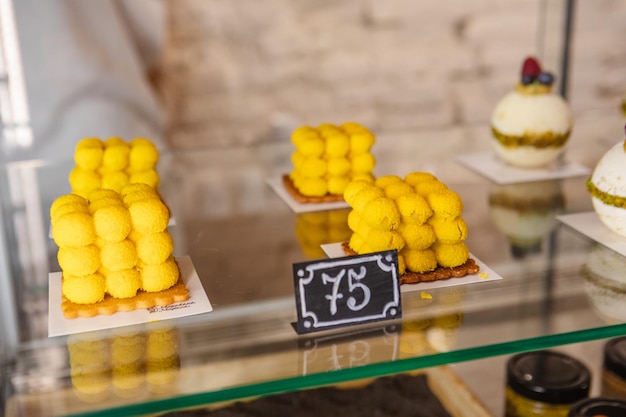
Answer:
[
  {"xmin": 266, "ymin": 176, "xmax": 349, "ymax": 213},
  {"xmin": 48, "ymin": 256, "xmax": 212, "ymax": 337},
  {"xmin": 455, "ymin": 151, "xmax": 590, "ymax": 185},
  {"xmin": 293, "ymin": 250, "xmax": 402, "ymax": 334},
  {"xmin": 557, "ymin": 211, "xmax": 626, "ymax": 257},
  {"xmin": 321, "ymin": 243, "xmax": 502, "ymax": 293}
]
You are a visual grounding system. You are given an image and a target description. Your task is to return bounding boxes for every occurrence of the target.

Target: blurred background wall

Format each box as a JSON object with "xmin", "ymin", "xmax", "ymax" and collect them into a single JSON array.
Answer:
[{"xmin": 157, "ymin": 0, "xmax": 626, "ymax": 158}]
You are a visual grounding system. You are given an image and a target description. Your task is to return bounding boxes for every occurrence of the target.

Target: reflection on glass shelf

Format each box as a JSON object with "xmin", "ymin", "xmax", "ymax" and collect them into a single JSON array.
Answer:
[
  {"xmin": 4, "ymin": 148, "xmax": 626, "ymax": 417},
  {"xmin": 68, "ymin": 325, "xmax": 180, "ymax": 404},
  {"xmin": 581, "ymin": 243, "xmax": 626, "ymax": 324},
  {"xmin": 488, "ymin": 180, "xmax": 564, "ymax": 258},
  {"xmin": 294, "ymin": 209, "xmax": 351, "ymax": 259}
]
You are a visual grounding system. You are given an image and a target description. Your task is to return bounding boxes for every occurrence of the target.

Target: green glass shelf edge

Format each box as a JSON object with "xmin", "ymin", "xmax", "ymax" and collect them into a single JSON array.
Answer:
[{"xmin": 66, "ymin": 323, "xmax": 626, "ymax": 417}]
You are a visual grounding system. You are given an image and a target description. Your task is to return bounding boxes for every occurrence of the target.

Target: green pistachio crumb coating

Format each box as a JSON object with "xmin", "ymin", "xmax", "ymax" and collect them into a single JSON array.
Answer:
[
  {"xmin": 491, "ymin": 127, "xmax": 570, "ymax": 149},
  {"xmin": 587, "ymin": 178, "xmax": 626, "ymax": 209}
]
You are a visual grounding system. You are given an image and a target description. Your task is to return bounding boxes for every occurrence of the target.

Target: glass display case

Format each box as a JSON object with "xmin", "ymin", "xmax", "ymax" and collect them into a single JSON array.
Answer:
[
  {"xmin": 3, "ymin": 139, "xmax": 626, "ymax": 417},
  {"xmin": 3, "ymin": 1, "xmax": 626, "ymax": 416}
]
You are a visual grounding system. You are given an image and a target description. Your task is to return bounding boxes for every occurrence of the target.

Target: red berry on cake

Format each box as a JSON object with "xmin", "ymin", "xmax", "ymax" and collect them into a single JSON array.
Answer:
[{"xmin": 521, "ymin": 56, "xmax": 541, "ymax": 80}]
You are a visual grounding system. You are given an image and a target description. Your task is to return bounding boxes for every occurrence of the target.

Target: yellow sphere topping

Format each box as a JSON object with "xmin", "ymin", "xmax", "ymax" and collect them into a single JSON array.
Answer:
[
  {"xmin": 298, "ymin": 178, "xmax": 327, "ymax": 197},
  {"xmin": 135, "ymin": 232, "xmax": 174, "ymax": 265},
  {"xmin": 140, "ymin": 257, "xmax": 179, "ymax": 292},
  {"xmin": 62, "ymin": 273, "xmax": 106, "ymax": 304},
  {"xmin": 122, "ymin": 190, "xmax": 159, "ymax": 206},
  {"xmin": 375, "ymin": 175, "xmax": 403, "ymax": 188},
  {"xmin": 327, "ymin": 157, "xmax": 351, "ymax": 177},
  {"xmin": 349, "ymin": 131, "xmax": 375, "ymax": 154},
  {"xmin": 433, "ymin": 242, "xmax": 469, "ymax": 268},
  {"xmin": 325, "ymin": 133, "xmax": 350, "ymax": 158},
  {"xmin": 300, "ymin": 157, "xmax": 326, "ymax": 178},
  {"xmin": 402, "ymin": 248, "xmax": 437, "ymax": 273},
  {"xmin": 361, "ymin": 197, "xmax": 401, "ymax": 230},
  {"xmin": 58, "ymin": 245, "xmax": 100, "ymax": 276},
  {"xmin": 384, "ymin": 182, "xmax": 415, "ymax": 200},
  {"xmin": 100, "ymin": 239, "xmax": 137, "ymax": 271},
  {"xmin": 52, "ymin": 211, "xmax": 96, "ymax": 248},
  {"xmin": 349, "ymin": 232, "xmax": 365, "ymax": 253},
  {"xmin": 74, "ymin": 139, "xmax": 104, "ymax": 170},
  {"xmin": 327, "ymin": 176, "xmax": 350, "ymax": 195},
  {"xmin": 88, "ymin": 189, "xmax": 122, "ymax": 202},
  {"xmin": 351, "ymin": 153, "xmax": 376, "ymax": 173},
  {"xmin": 51, "ymin": 202, "xmax": 90, "ymax": 225},
  {"xmin": 129, "ymin": 140, "xmax": 159, "ymax": 171},
  {"xmin": 128, "ymin": 199, "xmax": 169, "ymax": 234},
  {"xmin": 404, "ymin": 172, "xmax": 438, "ymax": 186},
  {"xmin": 291, "ymin": 151, "xmax": 305, "ymax": 168},
  {"xmin": 355, "ymin": 221, "xmax": 373, "ymax": 240},
  {"xmin": 397, "ymin": 255, "xmax": 406, "ymax": 275},
  {"xmin": 104, "ymin": 137, "xmax": 126, "ymax": 147},
  {"xmin": 395, "ymin": 193, "xmax": 433, "ymax": 225},
  {"xmin": 429, "ymin": 218, "xmax": 468, "ymax": 243},
  {"xmin": 291, "ymin": 126, "xmax": 317, "ymax": 146},
  {"xmin": 129, "ymin": 169, "xmax": 159, "ymax": 187},
  {"xmin": 50, "ymin": 194, "xmax": 88, "ymax": 218},
  {"xmin": 347, "ymin": 209, "xmax": 362, "ymax": 231},
  {"xmin": 340, "ymin": 121, "xmax": 368, "ymax": 134},
  {"xmin": 101, "ymin": 171, "xmax": 129, "ymax": 193},
  {"xmin": 414, "ymin": 180, "xmax": 448, "ymax": 196},
  {"xmin": 427, "ymin": 190, "xmax": 463, "ymax": 219},
  {"xmin": 351, "ymin": 172, "xmax": 375, "ymax": 183},
  {"xmin": 365, "ymin": 229, "xmax": 405, "ymax": 252},
  {"xmin": 69, "ymin": 167, "xmax": 102, "ymax": 196},
  {"xmin": 93, "ymin": 205, "xmax": 132, "ymax": 242},
  {"xmin": 105, "ymin": 269, "xmax": 141, "ymax": 299},
  {"xmin": 297, "ymin": 137, "xmax": 325, "ymax": 157},
  {"xmin": 343, "ymin": 179, "xmax": 375, "ymax": 206},
  {"xmin": 351, "ymin": 186, "xmax": 385, "ymax": 211},
  {"xmin": 76, "ymin": 137, "xmax": 103, "ymax": 150},
  {"xmin": 121, "ymin": 182, "xmax": 158, "ymax": 197},
  {"xmin": 398, "ymin": 223, "xmax": 436, "ymax": 250},
  {"xmin": 88, "ymin": 196, "xmax": 124, "ymax": 214},
  {"xmin": 101, "ymin": 143, "xmax": 130, "ymax": 171}
]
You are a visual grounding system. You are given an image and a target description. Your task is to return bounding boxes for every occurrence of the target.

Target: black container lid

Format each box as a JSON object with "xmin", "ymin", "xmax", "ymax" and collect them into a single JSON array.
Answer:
[
  {"xmin": 507, "ymin": 350, "xmax": 591, "ymax": 404},
  {"xmin": 604, "ymin": 336, "xmax": 626, "ymax": 380},
  {"xmin": 568, "ymin": 397, "xmax": 626, "ymax": 417}
]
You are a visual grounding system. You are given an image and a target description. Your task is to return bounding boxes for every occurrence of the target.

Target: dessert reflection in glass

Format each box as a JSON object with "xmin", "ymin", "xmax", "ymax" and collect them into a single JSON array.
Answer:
[
  {"xmin": 488, "ymin": 180, "xmax": 564, "ymax": 258},
  {"xmin": 67, "ymin": 325, "xmax": 180, "ymax": 403},
  {"xmin": 399, "ymin": 287, "xmax": 466, "ymax": 357},
  {"xmin": 294, "ymin": 209, "xmax": 351, "ymax": 259},
  {"xmin": 581, "ymin": 244, "xmax": 626, "ymax": 324}
]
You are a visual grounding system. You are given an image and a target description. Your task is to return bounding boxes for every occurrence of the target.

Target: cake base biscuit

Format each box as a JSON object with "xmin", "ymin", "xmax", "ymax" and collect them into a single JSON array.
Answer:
[
  {"xmin": 282, "ymin": 175, "xmax": 344, "ymax": 203},
  {"xmin": 341, "ymin": 242, "xmax": 480, "ymax": 284},
  {"xmin": 61, "ymin": 278, "xmax": 189, "ymax": 319}
]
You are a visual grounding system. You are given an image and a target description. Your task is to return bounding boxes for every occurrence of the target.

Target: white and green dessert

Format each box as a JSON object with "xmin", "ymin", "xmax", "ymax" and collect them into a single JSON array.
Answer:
[
  {"xmin": 587, "ymin": 136, "xmax": 626, "ymax": 237},
  {"xmin": 491, "ymin": 57, "xmax": 573, "ymax": 168}
]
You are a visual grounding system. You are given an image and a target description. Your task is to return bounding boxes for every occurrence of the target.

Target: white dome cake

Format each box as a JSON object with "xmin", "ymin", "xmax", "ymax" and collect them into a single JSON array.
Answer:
[
  {"xmin": 490, "ymin": 57, "xmax": 573, "ymax": 168},
  {"xmin": 588, "ymin": 137, "xmax": 626, "ymax": 237}
]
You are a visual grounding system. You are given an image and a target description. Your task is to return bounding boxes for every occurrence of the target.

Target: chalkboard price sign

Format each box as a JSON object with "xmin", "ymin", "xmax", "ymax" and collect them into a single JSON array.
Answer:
[{"xmin": 293, "ymin": 250, "xmax": 401, "ymax": 334}]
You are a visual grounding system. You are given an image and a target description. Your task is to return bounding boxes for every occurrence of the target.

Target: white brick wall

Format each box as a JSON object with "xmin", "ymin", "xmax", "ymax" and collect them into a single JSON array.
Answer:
[{"xmin": 159, "ymin": 0, "xmax": 626, "ymax": 161}]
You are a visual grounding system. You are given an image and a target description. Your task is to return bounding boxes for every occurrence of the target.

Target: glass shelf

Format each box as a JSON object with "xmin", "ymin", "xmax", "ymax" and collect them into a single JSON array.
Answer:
[{"xmin": 2, "ymin": 137, "xmax": 626, "ymax": 417}]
